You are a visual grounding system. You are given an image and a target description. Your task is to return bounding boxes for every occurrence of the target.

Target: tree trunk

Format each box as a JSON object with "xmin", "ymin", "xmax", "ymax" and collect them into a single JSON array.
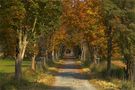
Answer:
[
  {"xmin": 81, "ymin": 40, "xmax": 90, "ymax": 65},
  {"xmin": 15, "ymin": 45, "xmax": 27, "ymax": 80},
  {"xmin": 31, "ymin": 43, "xmax": 37, "ymax": 71},
  {"xmin": 81, "ymin": 46, "xmax": 84, "ymax": 61},
  {"xmin": 31, "ymin": 54, "xmax": 36, "ymax": 71},
  {"xmin": 55, "ymin": 51, "xmax": 59, "ymax": 61},
  {"xmin": 107, "ymin": 26, "xmax": 113, "ymax": 76},
  {"xmin": 52, "ymin": 49, "xmax": 55, "ymax": 62},
  {"xmin": 124, "ymin": 54, "xmax": 135, "ymax": 81},
  {"xmin": 133, "ymin": 58, "xmax": 135, "ymax": 82},
  {"xmin": 15, "ymin": 56, "xmax": 22, "ymax": 81},
  {"xmin": 89, "ymin": 46, "xmax": 97, "ymax": 64},
  {"xmin": 93, "ymin": 51, "xmax": 97, "ymax": 64},
  {"xmin": 42, "ymin": 57, "xmax": 48, "ymax": 71},
  {"xmin": 15, "ymin": 16, "xmax": 36, "ymax": 80},
  {"xmin": 15, "ymin": 31, "xmax": 28, "ymax": 81}
]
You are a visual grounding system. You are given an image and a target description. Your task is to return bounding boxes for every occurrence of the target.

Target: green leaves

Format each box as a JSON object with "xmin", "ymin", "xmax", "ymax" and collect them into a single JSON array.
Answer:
[{"xmin": 0, "ymin": 0, "xmax": 26, "ymax": 29}]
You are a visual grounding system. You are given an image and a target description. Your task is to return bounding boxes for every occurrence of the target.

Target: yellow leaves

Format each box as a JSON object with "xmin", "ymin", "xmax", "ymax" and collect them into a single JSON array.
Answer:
[
  {"xmin": 48, "ymin": 67, "xmax": 58, "ymax": 73},
  {"xmin": 50, "ymin": 0, "xmax": 105, "ymax": 51},
  {"xmin": 49, "ymin": 26, "xmax": 68, "ymax": 50},
  {"xmin": 87, "ymin": 9, "xmax": 96, "ymax": 15},
  {"xmin": 96, "ymin": 80, "xmax": 118, "ymax": 89},
  {"xmin": 112, "ymin": 61, "xmax": 126, "ymax": 69},
  {"xmin": 90, "ymin": 79, "xmax": 119, "ymax": 90},
  {"xmin": 36, "ymin": 74, "xmax": 54, "ymax": 86},
  {"xmin": 82, "ymin": 68, "xmax": 90, "ymax": 73}
]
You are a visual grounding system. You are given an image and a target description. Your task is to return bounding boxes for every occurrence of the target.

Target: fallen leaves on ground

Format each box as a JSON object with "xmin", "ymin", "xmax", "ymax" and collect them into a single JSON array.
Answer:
[
  {"xmin": 82, "ymin": 68, "xmax": 90, "ymax": 73},
  {"xmin": 112, "ymin": 61, "xmax": 126, "ymax": 69},
  {"xmin": 55, "ymin": 60, "xmax": 64, "ymax": 65},
  {"xmin": 37, "ymin": 73, "xmax": 55, "ymax": 86},
  {"xmin": 48, "ymin": 67, "xmax": 58, "ymax": 73},
  {"xmin": 90, "ymin": 79, "xmax": 120, "ymax": 90}
]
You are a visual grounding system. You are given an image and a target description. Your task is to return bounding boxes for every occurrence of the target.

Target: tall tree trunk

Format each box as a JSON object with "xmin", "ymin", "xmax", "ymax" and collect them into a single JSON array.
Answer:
[
  {"xmin": 31, "ymin": 43, "xmax": 37, "ymax": 71},
  {"xmin": 15, "ymin": 32, "xmax": 28, "ymax": 80},
  {"xmin": 42, "ymin": 56, "xmax": 48, "ymax": 71},
  {"xmin": 124, "ymin": 54, "xmax": 135, "ymax": 81},
  {"xmin": 15, "ymin": 17, "xmax": 36, "ymax": 80},
  {"xmin": 89, "ymin": 46, "xmax": 97, "ymax": 64},
  {"xmin": 81, "ymin": 40, "xmax": 90, "ymax": 65},
  {"xmin": 107, "ymin": 26, "xmax": 113, "ymax": 76},
  {"xmin": 93, "ymin": 49, "xmax": 97, "ymax": 64},
  {"xmin": 133, "ymin": 58, "xmax": 135, "ymax": 82},
  {"xmin": 81, "ymin": 46, "xmax": 84, "ymax": 62},
  {"xmin": 127, "ymin": 56, "xmax": 134, "ymax": 81},
  {"xmin": 119, "ymin": 34, "xmax": 135, "ymax": 81},
  {"xmin": 15, "ymin": 55, "xmax": 22, "ymax": 81}
]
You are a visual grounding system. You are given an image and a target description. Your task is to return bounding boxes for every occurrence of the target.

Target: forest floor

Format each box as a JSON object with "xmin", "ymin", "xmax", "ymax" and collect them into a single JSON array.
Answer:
[{"xmin": 48, "ymin": 58, "xmax": 96, "ymax": 90}]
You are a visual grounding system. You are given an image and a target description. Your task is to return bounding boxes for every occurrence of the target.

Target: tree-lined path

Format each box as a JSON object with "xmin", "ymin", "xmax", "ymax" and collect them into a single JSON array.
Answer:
[
  {"xmin": 49, "ymin": 57, "xmax": 96, "ymax": 90},
  {"xmin": 0, "ymin": 0, "xmax": 135, "ymax": 90}
]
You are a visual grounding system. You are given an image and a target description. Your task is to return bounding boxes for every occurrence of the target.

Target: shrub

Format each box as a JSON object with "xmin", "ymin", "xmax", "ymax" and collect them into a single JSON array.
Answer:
[
  {"xmin": 110, "ymin": 67, "xmax": 125, "ymax": 79},
  {"xmin": 120, "ymin": 81, "xmax": 135, "ymax": 90}
]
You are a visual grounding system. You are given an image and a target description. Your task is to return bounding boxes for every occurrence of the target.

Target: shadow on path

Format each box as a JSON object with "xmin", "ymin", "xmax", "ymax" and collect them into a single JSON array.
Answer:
[
  {"xmin": 48, "ymin": 57, "xmax": 96, "ymax": 90},
  {"xmin": 48, "ymin": 86, "xmax": 73, "ymax": 90}
]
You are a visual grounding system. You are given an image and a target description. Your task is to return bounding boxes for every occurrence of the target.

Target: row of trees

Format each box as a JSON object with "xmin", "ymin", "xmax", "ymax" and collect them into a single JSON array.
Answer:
[
  {"xmin": 0, "ymin": 0, "xmax": 135, "ymax": 82},
  {"xmin": 0, "ymin": 0, "xmax": 62, "ymax": 80},
  {"xmin": 60, "ymin": 0, "xmax": 135, "ymax": 81},
  {"xmin": 103, "ymin": 0, "xmax": 135, "ymax": 81}
]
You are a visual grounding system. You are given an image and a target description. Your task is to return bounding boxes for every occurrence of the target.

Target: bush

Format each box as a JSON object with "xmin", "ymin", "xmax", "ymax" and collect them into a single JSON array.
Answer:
[
  {"xmin": 1, "ymin": 85, "xmax": 16, "ymax": 90},
  {"xmin": 0, "ymin": 78, "xmax": 18, "ymax": 90},
  {"xmin": 90, "ymin": 63, "xmax": 106, "ymax": 73},
  {"xmin": 110, "ymin": 67, "xmax": 125, "ymax": 79},
  {"xmin": 82, "ymin": 59, "xmax": 91, "ymax": 67},
  {"xmin": 120, "ymin": 81, "xmax": 135, "ymax": 90},
  {"xmin": 89, "ymin": 62, "xmax": 126, "ymax": 79}
]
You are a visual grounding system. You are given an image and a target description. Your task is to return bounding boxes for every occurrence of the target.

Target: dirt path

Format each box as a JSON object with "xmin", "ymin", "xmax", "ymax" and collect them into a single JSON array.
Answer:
[{"xmin": 48, "ymin": 58, "xmax": 96, "ymax": 90}]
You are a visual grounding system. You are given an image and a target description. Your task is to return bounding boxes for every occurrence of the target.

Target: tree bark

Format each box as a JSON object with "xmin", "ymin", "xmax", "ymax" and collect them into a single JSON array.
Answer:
[
  {"xmin": 15, "ymin": 31, "xmax": 28, "ymax": 80},
  {"xmin": 89, "ymin": 46, "xmax": 97, "ymax": 64},
  {"xmin": 42, "ymin": 56, "xmax": 48, "ymax": 71},
  {"xmin": 52, "ymin": 49, "xmax": 55, "ymax": 62},
  {"xmin": 55, "ymin": 51, "xmax": 59, "ymax": 61},
  {"xmin": 15, "ymin": 56, "xmax": 22, "ymax": 81},
  {"xmin": 15, "ymin": 17, "xmax": 37, "ymax": 80},
  {"xmin": 81, "ymin": 40, "xmax": 90, "ymax": 65},
  {"xmin": 107, "ymin": 26, "xmax": 113, "ymax": 76},
  {"xmin": 31, "ymin": 54, "xmax": 36, "ymax": 71},
  {"xmin": 31, "ymin": 43, "xmax": 37, "ymax": 71},
  {"xmin": 93, "ymin": 48, "xmax": 97, "ymax": 64},
  {"xmin": 124, "ymin": 54, "xmax": 135, "ymax": 81}
]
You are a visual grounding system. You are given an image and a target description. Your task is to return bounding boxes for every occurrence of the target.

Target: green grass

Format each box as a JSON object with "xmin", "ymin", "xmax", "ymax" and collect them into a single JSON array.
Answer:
[
  {"xmin": 0, "ymin": 58, "xmax": 55, "ymax": 90},
  {"xmin": 0, "ymin": 58, "xmax": 30, "ymax": 73}
]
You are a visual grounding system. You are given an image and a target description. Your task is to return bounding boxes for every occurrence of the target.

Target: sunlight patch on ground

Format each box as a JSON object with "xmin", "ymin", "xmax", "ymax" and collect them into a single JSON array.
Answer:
[
  {"xmin": 112, "ymin": 61, "xmax": 126, "ymax": 69},
  {"xmin": 82, "ymin": 68, "xmax": 90, "ymax": 73},
  {"xmin": 55, "ymin": 59, "xmax": 64, "ymax": 65},
  {"xmin": 37, "ymin": 74, "xmax": 55, "ymax": 86},
  {"xmin": 76, "ymin": 60, "xmax": 81, "ymax": 64},
  {"xmin": 90, "ymin": 79, "xmax": 120, "ymax": 90},
  {"xmin": 48, "ymin": 67, "xmax": 58, "ymax": 73}
]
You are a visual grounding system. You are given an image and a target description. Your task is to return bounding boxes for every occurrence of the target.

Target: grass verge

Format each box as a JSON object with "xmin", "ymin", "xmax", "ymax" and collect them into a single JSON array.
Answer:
[
  {"xmin": 0, "ymin": 58, "xmax": 55, "ymax": 90},
  {"xmin": 81, "ymin": 60, "xmax": 135, "ymax": 90}
]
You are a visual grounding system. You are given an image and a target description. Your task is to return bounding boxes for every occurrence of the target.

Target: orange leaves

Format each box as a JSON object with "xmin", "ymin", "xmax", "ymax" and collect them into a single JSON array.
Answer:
[
  {"xmin": 50, "ymin": 0, "xmax": 105, "ymax": 51},
  {"xmin": 49, "ymin": 25, "xmax": 68, "ymax": 50},
  {"xmin": 61, "ymin": 0, "xmax": 104, "ymax": 43}
]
